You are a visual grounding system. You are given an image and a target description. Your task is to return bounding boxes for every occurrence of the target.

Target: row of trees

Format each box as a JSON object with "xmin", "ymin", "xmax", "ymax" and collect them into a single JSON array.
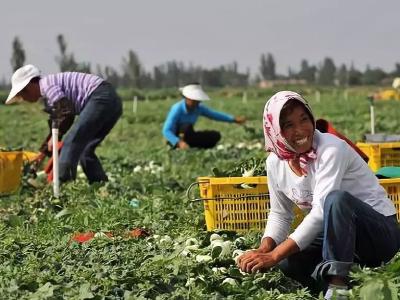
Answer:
[
  {"xmin": 260, "ymin": 53, "xmax": 400, "ymax": 87},
  {"xmin": 8, "ymin": 35, "xmax": 400, "ymax": 89}
]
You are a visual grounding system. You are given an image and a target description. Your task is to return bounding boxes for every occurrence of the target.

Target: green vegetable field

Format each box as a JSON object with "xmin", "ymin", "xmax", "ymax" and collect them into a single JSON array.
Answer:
[{"xmin": 1, "ymin": 87, "xmax": 400, "ymax": 299}]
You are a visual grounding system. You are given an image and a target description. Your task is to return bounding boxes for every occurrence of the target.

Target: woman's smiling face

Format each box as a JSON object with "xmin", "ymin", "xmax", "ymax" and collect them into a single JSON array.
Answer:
[{"xmin": 280, "ymin": 101, "xmax": 314, "ymax": 154}]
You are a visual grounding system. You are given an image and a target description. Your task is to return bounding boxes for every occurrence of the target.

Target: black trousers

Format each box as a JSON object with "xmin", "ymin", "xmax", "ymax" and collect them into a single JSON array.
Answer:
[{"xmin": 175, "ymin": 124, "xmax": 221, "ymax": 149}]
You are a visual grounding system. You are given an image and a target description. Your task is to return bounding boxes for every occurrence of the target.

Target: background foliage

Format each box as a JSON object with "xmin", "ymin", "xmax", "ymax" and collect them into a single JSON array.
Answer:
[{"xmin": 3, "ymin": 34, "xmax": 400, "ymax": 90}]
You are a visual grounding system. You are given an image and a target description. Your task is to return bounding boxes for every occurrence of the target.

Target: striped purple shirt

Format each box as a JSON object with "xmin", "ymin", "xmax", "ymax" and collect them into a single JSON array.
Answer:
[{"xmin": 39, "ymin": 72, "xmax": 104, "ymax": 114}]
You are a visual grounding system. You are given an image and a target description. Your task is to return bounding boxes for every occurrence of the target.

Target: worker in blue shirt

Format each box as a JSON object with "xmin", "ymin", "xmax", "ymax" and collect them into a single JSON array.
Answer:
[{"xmin": 162, "ymin": 83, "xmax": 246, "ymax": 149}]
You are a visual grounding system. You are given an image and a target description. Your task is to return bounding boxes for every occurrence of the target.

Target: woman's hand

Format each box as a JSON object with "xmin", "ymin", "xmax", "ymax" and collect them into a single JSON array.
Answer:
[
  {"xmin": 234, "ymin": 116, "xmax": 246, "ymax": 124},
  {"xmin": 177, "ymin": 140, "xmax": 189, "ymax": 149},
  {"xmin": 237, "ymin": 249, "xmax": 279, "ymax": 273}
]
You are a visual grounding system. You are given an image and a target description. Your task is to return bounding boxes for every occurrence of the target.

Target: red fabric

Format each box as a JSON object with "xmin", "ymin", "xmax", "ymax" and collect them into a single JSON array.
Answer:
[
  {"xmin": 316, "ymin": 119, "xmax": 369, "ymax": 163},
  {"xmin": 70, "ymin": 232, "xmax": 113, "ymax": 244},
  {"xmin": 70, "ymin": 228, "xmax": 149, "ymax": 244},
  {"xmin": 71, "ymin": 232, "xmax": 96, "ymax": 243}
]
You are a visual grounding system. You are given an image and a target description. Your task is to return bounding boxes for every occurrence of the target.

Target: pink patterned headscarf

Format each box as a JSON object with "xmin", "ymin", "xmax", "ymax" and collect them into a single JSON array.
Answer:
[{"xmin": 263, "ymin": 91, "xmax": 316, "ymax": 176}]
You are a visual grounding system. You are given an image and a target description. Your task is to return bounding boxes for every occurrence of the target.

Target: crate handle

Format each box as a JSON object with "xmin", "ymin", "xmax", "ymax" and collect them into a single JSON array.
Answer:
[
  {"xmin": 211, "ymin": 193, "xmax": 269, "ymax": 200},
  {"xmin": 186, "ymin": 181, "xmax": 255, "ymax": 202},
  {"xmin": 186, "ymin": 181, "xmax": 207, "ymax": 202},
  {"xmin": 189, "ymin": 193, "xmax": 270, "ymax": 202}
]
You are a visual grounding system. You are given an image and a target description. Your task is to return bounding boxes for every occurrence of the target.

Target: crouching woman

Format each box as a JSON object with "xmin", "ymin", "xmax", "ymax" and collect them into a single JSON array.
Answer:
[{"xmin": 237, "ymin": 91, "xmax": 400, "ymax": 299}]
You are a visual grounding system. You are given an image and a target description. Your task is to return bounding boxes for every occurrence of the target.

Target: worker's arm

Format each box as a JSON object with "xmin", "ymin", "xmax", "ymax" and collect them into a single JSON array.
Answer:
[
  {"xmin": 200, "ymin": 105, "xmax": 246, "ymax": 124},
  {"xmin": 162, "ymin": 105, "xmax": 181, "ymax": 146},
  {"xmin": 40, "ymin": 97, "xmax": 75, "ymax": 156},
  {"xmin": 258, "ymin": 236, "xmax": 277, "ymax": 252},
  {"xmin": 237, "ymin": 163, "xmax": 297, "ymax": 273},
  {"xmin": 199, "ymin": 105, "xmax": 236, "ymax": 122},
  {"xmin": 39, "ymin": 132, "xmax": 52, "ymax": 157}
]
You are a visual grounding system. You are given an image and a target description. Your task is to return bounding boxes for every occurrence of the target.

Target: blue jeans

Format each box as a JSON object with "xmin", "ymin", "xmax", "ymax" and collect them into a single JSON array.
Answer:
[
  {"xmin": 278, "ymin": 190, "xmax": 400, "ymax": 292},
  {"xmin": 59, "ymin": 82, "xmax": 122, "ymax": 183}
]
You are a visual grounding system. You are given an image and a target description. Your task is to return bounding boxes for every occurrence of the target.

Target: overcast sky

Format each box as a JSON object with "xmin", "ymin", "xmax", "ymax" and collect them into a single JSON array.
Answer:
[{"xmin": 1, "ymin": 0, "xmax": 399, "ymax": 81}]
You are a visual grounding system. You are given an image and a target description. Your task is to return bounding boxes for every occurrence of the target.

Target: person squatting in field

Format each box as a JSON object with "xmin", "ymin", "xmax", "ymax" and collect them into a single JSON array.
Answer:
[
  {"xmin": 6, "ymin": 64, "xmax": 122, "ymax": 184},
  {"xmin": 162, "ymin": 83, "xmax": 246, "ymax": 149},
  {"xmin": 237, "ymin": 91, "xmax": 400, "ymax": 299}
]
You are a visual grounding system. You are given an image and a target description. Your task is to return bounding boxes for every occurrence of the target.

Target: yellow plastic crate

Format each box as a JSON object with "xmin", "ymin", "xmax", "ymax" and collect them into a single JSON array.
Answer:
[
  {"xmin": 22, "ymin": 151, "xmax": 39, "ymax": 162},
  {"xmin": 357, "ymin": 142, "xmax": 400, "ymax": 172},
  {"xmin": 195, "ymin": 176, "xmax": 304, "ymax": 232},
  {"xmin": 195, "ymin": 176, "xmax": 400, "ymax": 232},
  {"xmin": 0, "ymin": 151, "xmax": 23, "ymax": 195},
  {"xmin": 380, "ymin": 178, "xmax": 400, "ymax": 221},
  {"xmin": 197, "ymin": 176, "xmax": 269, "ymax": 232}
]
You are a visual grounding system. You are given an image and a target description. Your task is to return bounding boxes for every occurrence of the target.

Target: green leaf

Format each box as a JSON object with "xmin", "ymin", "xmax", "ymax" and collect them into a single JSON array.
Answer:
[
  {"xmin": 55, "ymin": 208, "xmax": 72, "ymax": 219},
  {"xmin": 30, "ymin": 282, "xmax": 55, "ymax": 300},
  {"xmin": 360, "ymin": 280, "xmax": 384, "ymax": 300},
  {"xmin": 84, "ymin": 215, "xmax": 89, "ymax": 227},
  {"xmin": 212, "ymin": 167, "xmax": 227, "ymax": 177},
  {"xmin": 386, "ymin": 256, "xmax": 400, "ymax": 273},
  {"xmin": 7, "ymin": 215, "xmax": 23, "ymax": 227},
  {"xmin": 382, "ymin": 279, "xmax": 399, "ymax": 300},
  {"xmin": 78, "ymin": 283, "xmax": 94, "ymax": 299}
]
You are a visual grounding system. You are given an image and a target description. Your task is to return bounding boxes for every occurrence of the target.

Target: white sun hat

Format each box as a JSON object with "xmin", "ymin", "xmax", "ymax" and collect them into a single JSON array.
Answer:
[
  {"xmin": 179, "ymin": 84, "xmax": 210, "ymax": 101},
  {"xmin": 6, "ymin": 64, "xmax": 41, "ymax": 104}
]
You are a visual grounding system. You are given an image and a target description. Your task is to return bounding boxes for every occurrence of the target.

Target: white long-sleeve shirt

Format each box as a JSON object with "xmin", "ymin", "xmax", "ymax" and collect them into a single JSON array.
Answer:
[{"xmin": 263, "ymin": 130, "xmax": 396, "ymax": 250}]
